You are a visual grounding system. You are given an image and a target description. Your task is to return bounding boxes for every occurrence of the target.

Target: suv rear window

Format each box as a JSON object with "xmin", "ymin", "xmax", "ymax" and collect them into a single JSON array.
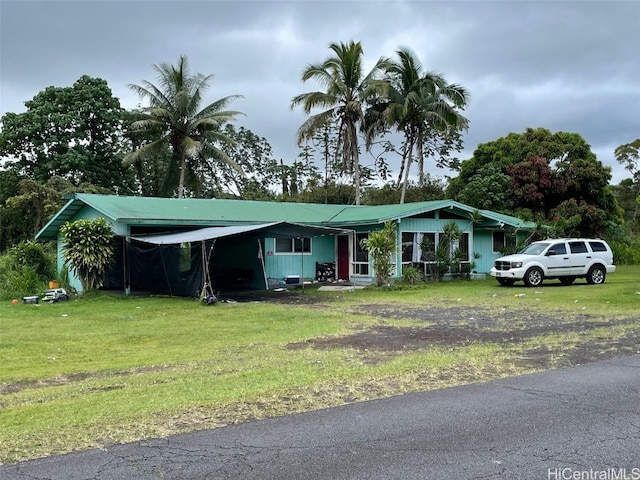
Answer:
[
  {"xmin": 569, "ymin": 241, "xmax": 588, "ymax": 254},
  {"xmin": 589, "ymin": 241, "xmax": 607, "ymax": 252}
]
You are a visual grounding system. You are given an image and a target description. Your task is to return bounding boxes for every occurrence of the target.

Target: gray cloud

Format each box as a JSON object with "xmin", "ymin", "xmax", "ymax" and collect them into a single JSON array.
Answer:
[{"xmin": 1, "ymin": 0, "xmax": 638, "ymax": 184}]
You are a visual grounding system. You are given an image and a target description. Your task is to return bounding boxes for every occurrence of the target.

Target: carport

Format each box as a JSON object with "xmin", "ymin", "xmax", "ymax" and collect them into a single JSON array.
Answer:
[{"xmin": 105, "ymin": 222, "xmax": 349, "ymax": 297}]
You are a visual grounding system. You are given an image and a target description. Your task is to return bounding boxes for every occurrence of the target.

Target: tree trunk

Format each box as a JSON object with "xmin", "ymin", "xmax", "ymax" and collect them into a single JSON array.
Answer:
[
  {"xmin": 400, "ymin": 152, "xmax": 413, "ymax": 204},
  {"xmin": 354, "ymin": 149, "xmax": 361, "ymax": 205},
  {"xmin": 417, "ymin": 134, "xmax": 425, "ymax": 185},
  {"xmin": 399, "ymin": 135, "xmax": 416, "ymax": 204},
  {"xmin": 178, "ymin": 152, "xmax": 186, "ymax": 198}
]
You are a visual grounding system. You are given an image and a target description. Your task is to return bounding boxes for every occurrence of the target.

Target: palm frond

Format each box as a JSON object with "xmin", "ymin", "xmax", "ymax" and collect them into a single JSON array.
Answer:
[{"xmin": 296, "ymin": 110, "xmax": 337, "ymax": 145}]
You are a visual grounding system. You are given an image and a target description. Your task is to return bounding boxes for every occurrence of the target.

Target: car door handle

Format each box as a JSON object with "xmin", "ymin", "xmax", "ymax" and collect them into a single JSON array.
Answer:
[{"xmin": 586, "ymin": 256, "xmax": 591, "ymax": 259}]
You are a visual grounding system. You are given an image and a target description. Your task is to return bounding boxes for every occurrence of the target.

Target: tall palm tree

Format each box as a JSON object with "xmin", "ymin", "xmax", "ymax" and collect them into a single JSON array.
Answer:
[
  {"xmin": 380, "ymin": 48, "xmax": 469, "ymax": 203},
  {"xmin": 126, "ymin": 55, "xmax": 243, "ymax": 198},
  {"xmin": 291, "ymin": 41, "xmax": 391, "ymax": 205}
]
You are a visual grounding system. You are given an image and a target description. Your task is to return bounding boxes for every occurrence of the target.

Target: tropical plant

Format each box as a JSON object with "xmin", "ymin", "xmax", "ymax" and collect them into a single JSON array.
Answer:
[
  {"xmin": 126, "ymin": 55, "xmax": 244, "ymax": 198},
  {"xmin": 422, "ymin": 222, "xmax": 466, "ymax": 281},
  {"xmin": 401, "ymin": 264, "xmax": 424, "ymax": 284},
  {"xmin": 360, "ymin": 221, "xmax": 398, "ymax": 286},
  {"xmin": 291, "ymin": 40, "xmax": 392, "ymax": 205},
  {"xmin": 59, "ymin": 218, "xmax": 114, "ymax": 292},
  {"xmin": 369, "ymin": 48, "xmax": 469, "ymax": 203}
]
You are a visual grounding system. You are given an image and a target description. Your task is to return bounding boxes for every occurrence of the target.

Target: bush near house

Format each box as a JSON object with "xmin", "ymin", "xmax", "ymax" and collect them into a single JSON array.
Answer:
[
  {"xmin": 59, "ymin": 217, "xmax": 114, "ymax": 292},
  {"xmin": 0, "ymin": 241, "xmax": 56, "ymax": 300}
]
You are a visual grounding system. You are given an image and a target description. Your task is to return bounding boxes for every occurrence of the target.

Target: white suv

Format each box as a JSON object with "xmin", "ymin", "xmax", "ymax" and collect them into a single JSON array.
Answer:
[{"xmin": 490, "ymin": 238, "xmax": 616, "ymax": 287}]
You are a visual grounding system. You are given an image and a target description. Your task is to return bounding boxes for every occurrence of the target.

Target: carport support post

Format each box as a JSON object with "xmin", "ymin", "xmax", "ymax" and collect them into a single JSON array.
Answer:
[
  {"xmin": 124, "ymin": 235, "xmax": 131, "ymax": 296},
  {"xmin": 257, "ymin": 238, "xmax": 269, "ymax": 290}
]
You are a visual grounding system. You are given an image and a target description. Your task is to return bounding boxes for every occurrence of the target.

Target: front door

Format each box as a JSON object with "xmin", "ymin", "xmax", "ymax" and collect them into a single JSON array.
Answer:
[{"xmin": 337, "ymin": 235, "xmax": 350, "ymax": 281}]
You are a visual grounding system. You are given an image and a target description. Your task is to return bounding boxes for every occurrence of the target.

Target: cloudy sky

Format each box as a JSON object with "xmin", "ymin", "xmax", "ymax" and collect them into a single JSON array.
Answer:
[{"xmin": 1, "ymin": 0, "xmax": 639, "ymax": 184}]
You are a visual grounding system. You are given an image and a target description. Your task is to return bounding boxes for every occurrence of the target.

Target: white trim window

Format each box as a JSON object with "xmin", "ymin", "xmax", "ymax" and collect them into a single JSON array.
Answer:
[
  {"xmin": 275, "ymin": 237, "xmax": 311, "ymax": 255},
  {"xmin": 353, "ymin": 232, "xmax": 369, "ymax": 275}
]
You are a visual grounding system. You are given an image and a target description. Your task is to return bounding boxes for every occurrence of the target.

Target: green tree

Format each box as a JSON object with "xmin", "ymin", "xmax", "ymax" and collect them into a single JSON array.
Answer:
[
  {"xmin": 126, "ymin": 55, "xmax": 244, "ymax": 198},
  {"xmin": 0, "ymin": 177, "xmax": 74, "ymax": 252},
  {"xmin": 448, "ymin": 128, "xmax": 620, "ymax": 237},
  {"xmin": 455, "ymin": 164, "xmax": 513, "ymax": 212},
  {"xmin": 614, "ymin": 138, "xmax": 640, "ymax": 178},
  {"xmin": 360, "ymin": 221, "xmax": 398, "ymax": 286},
  {"xmin": 121, "ymin": 109, "xmax": 172, "ymax": 197},
  {"xmin": 210, "ymin": 125, "xmax": 281, "ymax": 199},
  {"xmin": 59, "ymin": 217, "xmax": 114, "ymax": 292},
  {"xmin": 291, "ymin": 40, "xmax": 391, "ymax": 205},
  {"xmin": 614, "ymin": 138, "xmax": 640, "ymax": 224},
  {"xmin": 0, "ymin": 76, "xmax": 134, "ymax": 192},
  {"xmin": 362, "ymin": 175, "xmax": 446, "ymax": 205},
  {"xmin": 611, "ymin": 178, "xmax": 640, "ymax": 232},
  {"xmin": 374, "ymin": 48, "xmax": 469, "ymax": 203}
]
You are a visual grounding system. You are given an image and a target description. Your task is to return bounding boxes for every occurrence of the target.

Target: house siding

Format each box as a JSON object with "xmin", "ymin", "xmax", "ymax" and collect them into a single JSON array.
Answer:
[
  {"xmin": 264, "ymin": 236, "xmax": 336, "ymax": 285},
  {"xmin": 472, "ymin": 230, "xmax": 496, "ymax": 273}
]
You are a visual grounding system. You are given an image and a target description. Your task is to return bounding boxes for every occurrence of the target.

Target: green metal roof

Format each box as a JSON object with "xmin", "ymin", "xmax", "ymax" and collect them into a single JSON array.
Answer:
[{"xmin": 36, "ymin": 194, "xmax": 536, "ymax": 241}]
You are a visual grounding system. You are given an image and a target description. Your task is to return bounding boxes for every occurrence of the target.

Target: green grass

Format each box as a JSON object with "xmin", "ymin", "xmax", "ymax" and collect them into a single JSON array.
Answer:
[{"xmin": 1, "ymin": 266, "xmax": 639, "ymax": 463}]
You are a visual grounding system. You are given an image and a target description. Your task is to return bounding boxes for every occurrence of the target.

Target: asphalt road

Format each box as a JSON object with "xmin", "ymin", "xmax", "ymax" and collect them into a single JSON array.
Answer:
[{"xmin": 2, "ymin": 355, "xmax": 639, "ymax": 480}]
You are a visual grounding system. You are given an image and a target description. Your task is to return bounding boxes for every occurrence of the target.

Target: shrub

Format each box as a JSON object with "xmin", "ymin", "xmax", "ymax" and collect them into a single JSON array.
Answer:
[
  {"xmin": 609, "ymin": 239, "xmax": 640, "ymax": 265},
  {"xmin": 0, "ymin": 255, "xmax": 46, "ymax": 300},
  {"xmin": 402, "ymin": 265, "xmax": 424, "ymax": 285},
  {"xmin": 9, "ymin": 240, "xmax": 56, "ymax": 279},
  {"xmin": 60, "ymin": 217, "xmax": 114, "ymax": 292},
  {"xmin": 360, "ymin": 221, "xmax": 397, "ymax": 287},
  {"xmin": 0, "ymin": 241, "xmax": 57, "ymax": 300}
]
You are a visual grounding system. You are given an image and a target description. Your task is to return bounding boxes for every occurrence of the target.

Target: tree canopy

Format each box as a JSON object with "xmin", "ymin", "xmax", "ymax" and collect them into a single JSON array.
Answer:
[
  {"xmin": 291, "ymin": 40, "xmax": 392, "ymax": 205},
  {"xmin": 371, "ymin": 47, "xmax": 469, "ymax": 203},
  {"xmin": 0, "ymin": 76, "xmax": 135, "ymax": 192},
  {"xmin": 126, "ymin": 55, "xmax": 244, "ymax": 198},
  {"xmin": 448, "ymin": 128, "xmax": 621, "ymax": 237}
]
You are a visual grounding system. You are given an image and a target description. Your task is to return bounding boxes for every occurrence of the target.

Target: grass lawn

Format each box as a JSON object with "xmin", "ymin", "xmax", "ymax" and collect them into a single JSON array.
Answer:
[{"xmin": 1, "ymin": 266, "xmax": 639, "ymax": 463}]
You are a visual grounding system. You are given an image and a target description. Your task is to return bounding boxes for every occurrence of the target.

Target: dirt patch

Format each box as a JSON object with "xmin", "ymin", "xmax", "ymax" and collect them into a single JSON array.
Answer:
[
  {"xmin": 288, "ymin": 304, "xmax": 640, "ymax": 369},
  {"xmin": 0, "ymin": 364, "xmax": 175, "ymax": 395}
]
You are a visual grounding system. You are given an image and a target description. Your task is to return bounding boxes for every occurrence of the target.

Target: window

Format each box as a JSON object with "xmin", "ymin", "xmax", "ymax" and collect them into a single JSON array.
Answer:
[
  {"xmin": 401, "ymin": 232, "xmax": 436, "ymax": 263},
  {"xmin": 275, "ymin": 237, "xmax": 311, "ymax": 254},
  {"xmin": 569, "ymin": 241, "xmax": 588, "ymax": 254},
  {"xmin": 550, "ymin": 242, "xmax": 567, "ymax": 255},
  {"xmin": 589, "ymin": 241, "xmax": 607, "ymax": 252},
  {"xmin": 458, "ymin": 233, "xmax": 470, "ymax": 262},
  {"xmin": 493, "ymin": 232, "xmax": 506, "ymax": 253},
  {"xmin": 353, "ymin": 232, "xmax": 369, "ymax": 275},
  {"xmin": 420, "ymin": 233, "xmax": 436, "ymax": 262},
  {"xmin": 401, "ymin": 232, "xmax": 414, "ymax": 263}
]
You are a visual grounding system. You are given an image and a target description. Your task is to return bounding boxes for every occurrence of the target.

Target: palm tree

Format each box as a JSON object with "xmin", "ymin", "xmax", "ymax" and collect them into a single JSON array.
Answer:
[
  {"xmin": 126, "ymin": 55, "xmax": 243, "ymax": 198},
  {"xmin": 378, "ymin": 48, "xmax": 469, "ymax": 203},
  {"xmin": 291, "ymin": 41, "xmax": 391, "ymax": 205}
]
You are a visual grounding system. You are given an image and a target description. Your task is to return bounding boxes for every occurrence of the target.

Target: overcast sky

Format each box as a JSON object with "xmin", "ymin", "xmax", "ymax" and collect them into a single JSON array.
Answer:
[{"xmin": 1, "ymin": 0, "xmax": 639, "ymax": 185}]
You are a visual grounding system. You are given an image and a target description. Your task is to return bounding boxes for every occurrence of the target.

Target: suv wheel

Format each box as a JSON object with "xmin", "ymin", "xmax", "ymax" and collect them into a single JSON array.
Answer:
[
  {"xmin": 559, "ymin": 277, "xmax": 575, "ymax": 286},
  {"xmin": 586, "ymin": 265, "xmax": 606, "ymax": 285},
  {"xmin": 523, "ymin": 267, "xmax": 543, "ymax": 287},
  {"xmin": 497, "ymin": 278, "xmax": 515, "ymax": 286}
]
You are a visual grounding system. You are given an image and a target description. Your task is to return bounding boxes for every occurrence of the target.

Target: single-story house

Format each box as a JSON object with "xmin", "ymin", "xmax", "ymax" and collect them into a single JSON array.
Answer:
[{"xmin": 35, "ymin": 194, "xmax": 536, "ymax": 295}]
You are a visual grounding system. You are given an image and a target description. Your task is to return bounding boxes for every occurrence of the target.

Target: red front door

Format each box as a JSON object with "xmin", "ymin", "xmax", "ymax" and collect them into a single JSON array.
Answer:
[{"xmin": 337, "ymin": 235, "xmax": 350, "ymax": 281}]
